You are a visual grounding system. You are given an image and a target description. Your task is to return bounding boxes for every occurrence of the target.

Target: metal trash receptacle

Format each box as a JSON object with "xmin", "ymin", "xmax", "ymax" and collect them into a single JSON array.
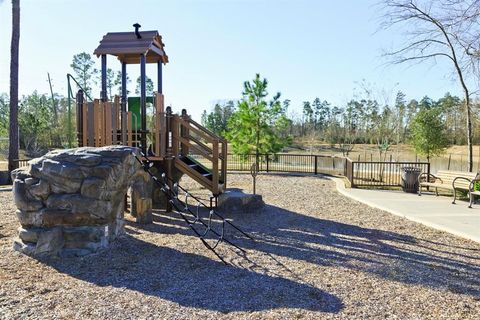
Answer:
[{"xmin": 401, "ymin": 167, "xmax": 422, "ymax": 193}]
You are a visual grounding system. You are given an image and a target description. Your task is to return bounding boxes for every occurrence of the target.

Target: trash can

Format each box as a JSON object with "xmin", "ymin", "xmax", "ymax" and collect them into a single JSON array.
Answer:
[{"xmin": 401, "ymin": 167, "xmax": 422, "ymax": 193}]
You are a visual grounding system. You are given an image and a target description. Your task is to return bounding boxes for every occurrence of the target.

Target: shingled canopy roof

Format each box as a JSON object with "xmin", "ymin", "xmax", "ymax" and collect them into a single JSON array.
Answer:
[{"xmin": 94, "ymin": 30, "xmax": 168, "ymax": 64}]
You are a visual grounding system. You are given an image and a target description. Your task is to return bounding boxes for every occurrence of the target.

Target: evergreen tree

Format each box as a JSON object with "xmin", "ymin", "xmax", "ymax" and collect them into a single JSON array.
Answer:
[
  {"xmin": 410, "ymin": 107, "xmax": 449, "ymax": 162},
  {"xmin": 227, "ymin": 74, "xmax": 291, "ymax": 159},
  {"xmin": 201, "ymin": 101, "xmax": 235, "ymax": 137},
  {"xmin": 135, "ymin": 75, "xmax": 154, "ymax": 96},
  {"xmin": 70, "ymin": 52, "xmax": 98, "ymax": 96}
]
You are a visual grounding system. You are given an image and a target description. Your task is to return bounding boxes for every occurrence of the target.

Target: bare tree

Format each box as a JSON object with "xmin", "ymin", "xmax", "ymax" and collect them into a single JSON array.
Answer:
[
  {"xmin": 8, "ymin": 0, "xmax": 20, "ymax": 174},
  {"xmin": 380, "ymin": 0, "xmax": 479, "ymax": 171}
]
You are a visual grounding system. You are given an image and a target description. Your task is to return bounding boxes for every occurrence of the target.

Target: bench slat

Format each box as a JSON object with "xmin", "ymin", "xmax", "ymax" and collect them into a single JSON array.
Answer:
[{"xmin": 420, "ymin": 170, "xmax": 478, "ymax": 191}]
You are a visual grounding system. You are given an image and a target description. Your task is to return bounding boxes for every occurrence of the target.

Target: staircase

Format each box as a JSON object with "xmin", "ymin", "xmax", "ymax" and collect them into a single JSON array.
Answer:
[{"xmin": 171, "ymin": 112, "xmax": 227, "ymax": 196}]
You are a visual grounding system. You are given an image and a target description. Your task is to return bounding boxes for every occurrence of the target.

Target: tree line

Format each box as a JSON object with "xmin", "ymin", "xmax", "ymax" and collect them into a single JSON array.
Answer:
[{"xmin": 201, "ymin": 87, "xmax": 476, "ymax": 159}]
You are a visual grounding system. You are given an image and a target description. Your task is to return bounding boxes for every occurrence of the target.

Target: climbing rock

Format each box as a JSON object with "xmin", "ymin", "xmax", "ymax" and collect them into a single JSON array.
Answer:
[
  {"xmin": 11, "ymin": 145, "xmax": 149, "ymax": 258},
  {"xmin": 24, "ymin": 177, "xmax": 39, "ymax": 186},
  {"xmin": 46, "ymin": 194, "xmax": 113, "ymax": 219},
  {"xmin": 41, "ymin": 208, "xmax": 107, "ymax": 227},
  {"xmin": 12, "ymin": 179, "xmax": 44, "ymax": 212},
  {"xmin": 28, "ymin": 179, "xmax": 50, "ymax": 200},
  {"xmin": 81, "ymin": 177, "xmax": 113, "ymax": 200},
  {"xmin": 16, "ymin": 210, "xmax": 43, "ymax": 228},
  {"xmin": 18, "ymin": 227, "xmax": 41, "ymax": 243},
  {"xmin": 35, "ymin": 227, "xmax": 64, "ymax": 256}
]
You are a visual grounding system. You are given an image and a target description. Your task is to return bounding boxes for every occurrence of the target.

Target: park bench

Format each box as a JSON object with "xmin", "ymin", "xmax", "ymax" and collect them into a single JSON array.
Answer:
[
  {"xmin": 468, "ymin": 175, "xmax": 480, "ymax": 208},
  {"xmin": 418, "ymin": 170, "xmax": 479, "ymax": 205}
]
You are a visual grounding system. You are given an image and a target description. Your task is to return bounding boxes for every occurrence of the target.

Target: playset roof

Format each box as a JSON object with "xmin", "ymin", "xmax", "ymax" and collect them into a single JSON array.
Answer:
[{"xmin": 94, "ymin": 30, "xmax": 168, "ymax": 64}]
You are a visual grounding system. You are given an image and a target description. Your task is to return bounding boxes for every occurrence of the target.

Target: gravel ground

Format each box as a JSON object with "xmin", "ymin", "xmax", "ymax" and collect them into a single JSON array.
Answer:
[{"xmin": 1, "ymin": 173, "xmax": 480, "ymax": 319}]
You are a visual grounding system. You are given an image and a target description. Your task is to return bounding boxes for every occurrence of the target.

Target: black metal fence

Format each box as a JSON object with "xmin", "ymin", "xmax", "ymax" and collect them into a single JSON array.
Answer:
[
  {"xmin": 227, "ymin": 154, "xmax": 345, "ymax": 175},
  {"xmin": 11, "ymin": 154, "xmax": 431, "ymax": 189},
  {"xmin": 344, "ymin": 159, "xmax": 430, "ymax": 188}
]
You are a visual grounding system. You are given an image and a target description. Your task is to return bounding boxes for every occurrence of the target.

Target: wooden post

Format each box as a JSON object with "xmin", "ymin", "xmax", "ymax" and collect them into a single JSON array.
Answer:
[
  {"xmin": 165, "ymin": 106, "xmax": 173, "ymax": 212},
  {"xmin": 121, "ymin": 62, "xmax": 127, "ymax": 144},
  {"xmin": 101, "ymin": 54, "xmax": 107, "ymax": 101},
  {"xmin": 221, "ymin": 141, "xmax": 227, "ymax": 186},
  {"xmin": 112, "ymin": 96, "xmax": 119, "ymax": 144},
  {"xmin": 76, "ymin": 90, "xmax": 84, "ymax": 146},
  {"xmin": 130, "ymin": 174, "xmax": 153, "ymax": 224},
  {"xmin": 212, "ymin": 139, "xmax": 219, "ymax": 195},
  {"xmin": 87, "ymin": 102, "xmax": 94, "ymax": 147},
  {"xmin": 180, "ymin": 109, "xmax": 190, "ymax": 156},
  {"xmin": 157, "ymin": 61, "xmax": 163, "ymax": 94},
  {"xmin": 93, "ymin": 100, "xmax": 100, "ymax": 146},
  {"xmin": 314, "ymin": 155, "xmax": 318, "ymax": 175},
  {"xmin": 105, "ymin": 102, "xmax": 112, "ymax": 145},
  {"xmin": 127, "ymin": 112, "xmax": 133, "ymax": 146},
  {"xmin": 82, "ymin": 102, "xmax": 88, "ymax": 147},
  {"xmin": 154, "ymin": 93, "xmax": 164, "ymax": 156},
  {"xmin": 140, "ymin": 54, "xmax": 147, "ymax": 154}
]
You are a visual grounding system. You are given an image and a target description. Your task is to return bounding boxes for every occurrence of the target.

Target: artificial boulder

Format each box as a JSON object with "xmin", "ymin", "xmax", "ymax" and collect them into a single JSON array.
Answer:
[
  {"xmin": 217, "ymin": 189, "xmax": 264, "ymax": 214},
  {"xmin": 11, "ymin": 146, "xmax": 148, "ymax": 258}
]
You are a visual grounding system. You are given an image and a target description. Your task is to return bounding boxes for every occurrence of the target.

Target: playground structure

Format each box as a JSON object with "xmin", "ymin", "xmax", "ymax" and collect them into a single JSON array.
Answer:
[
  {"xmin": 75, "ymin": 26, "xmax": 227, "ymax": 197},
  {"xmin": 10, "ymin": 26, "xmax": 251, "ymax": 261}
]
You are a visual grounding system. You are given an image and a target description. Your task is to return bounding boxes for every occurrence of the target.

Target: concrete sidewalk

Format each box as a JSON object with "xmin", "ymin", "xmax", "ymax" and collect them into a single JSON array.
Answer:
[{"xmin": 331, "ymin": 178, "xmax": 480, "ymax": 243}]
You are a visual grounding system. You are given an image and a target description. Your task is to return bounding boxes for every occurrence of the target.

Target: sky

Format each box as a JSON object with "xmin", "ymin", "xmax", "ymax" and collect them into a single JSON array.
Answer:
[{"xmin": 0, "ymin": 0, "xmax": 464, "ymax": 121}]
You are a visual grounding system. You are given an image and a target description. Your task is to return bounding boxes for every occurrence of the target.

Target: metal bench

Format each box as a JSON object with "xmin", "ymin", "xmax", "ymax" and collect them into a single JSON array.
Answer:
[
  {"xmin": 418, "ymin": 170, "xmax": 478, "ymax": 204},
  {"xmin": 468, "ymin": 175, "xmax": 480, "ymax": 208}
]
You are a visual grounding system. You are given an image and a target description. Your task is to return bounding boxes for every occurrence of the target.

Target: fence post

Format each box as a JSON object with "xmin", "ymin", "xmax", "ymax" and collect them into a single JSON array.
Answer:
[
  {"xmin": 266, "ymin": 154, "xmax": 270, "ymax": 173},
  {"xmin": 314, "ymin": 155, "xmax": 318, "ymax": 175},
  {"xmin": 351, "ymin": 160, "xmax": 355, "ymax": 188},
  {"xmin": 427, "ymin": 162, "xmax": 431, "ymax": 182}
]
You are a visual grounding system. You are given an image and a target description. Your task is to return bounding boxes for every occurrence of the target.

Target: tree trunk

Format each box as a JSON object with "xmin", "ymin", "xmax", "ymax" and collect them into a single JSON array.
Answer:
[
  {"xmin": 8, "ymin": 0, "xmax": 20, "ymax": 175},
  {"xmin": 465, "ymin": 94, "xmax": 473, "ymax": 172}
]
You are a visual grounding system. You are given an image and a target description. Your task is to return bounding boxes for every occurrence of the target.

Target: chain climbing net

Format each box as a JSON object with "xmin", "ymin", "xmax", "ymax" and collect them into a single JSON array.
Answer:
[{"xmin": 133, "ymin": 152, "xmax": 254, "ymax": 264}]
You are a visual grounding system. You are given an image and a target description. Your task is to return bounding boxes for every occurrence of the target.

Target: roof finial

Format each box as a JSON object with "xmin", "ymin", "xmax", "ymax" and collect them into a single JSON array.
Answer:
[{"xmin": 133, "ymin": 23, "xmax": 142, "ymax": 39}]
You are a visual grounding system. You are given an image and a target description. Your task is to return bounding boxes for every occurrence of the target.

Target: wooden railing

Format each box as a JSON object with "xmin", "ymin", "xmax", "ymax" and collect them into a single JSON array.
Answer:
[
  {"xmin": 76, "ymin": 92, "xmax": 166, "ymax": 158},
  {"xmin": 75, "ymin": 91, "xmax": 226, "ymax": 194},
  {"xmin": 77, "ymin": 97, "xmax": 136, "ymax": 148},
  {"xmin": 171, "ymin": 110, "xmax": 227, "ymax": 195},
  {"xmin": 152, "ymin": 92, "xmax": 166, "ymax": 157}
]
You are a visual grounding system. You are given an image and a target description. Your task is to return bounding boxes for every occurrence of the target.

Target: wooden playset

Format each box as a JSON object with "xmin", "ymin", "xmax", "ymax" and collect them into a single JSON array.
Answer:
[{"xmin": 75, "ymin": 25, "xmax": 227, "ymax": 196}]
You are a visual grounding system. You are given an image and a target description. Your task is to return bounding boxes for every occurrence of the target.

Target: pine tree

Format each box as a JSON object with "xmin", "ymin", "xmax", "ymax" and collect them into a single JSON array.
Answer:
[
  {"xmin": 227, "ymin": 74, "xmax": 291, "ymax": 160},
  {"xmin": 70, "ymin": 52, "xmax": 98, "ymax": 96}
]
